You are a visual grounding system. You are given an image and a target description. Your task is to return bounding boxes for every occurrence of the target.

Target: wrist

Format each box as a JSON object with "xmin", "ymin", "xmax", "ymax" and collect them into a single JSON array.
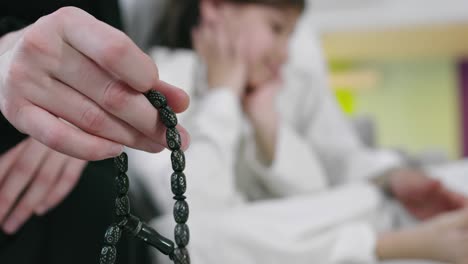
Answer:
[
  {"xmin": 252, "ymin": 113, "xmax": 279, "ymax": 165},
  {"xmin": 376, "ymin": 228, "xmax": 430, "ymax": 261},
  {"xmin": 250, "ymin": 109, "xmax": 278, "ymax": 131}
]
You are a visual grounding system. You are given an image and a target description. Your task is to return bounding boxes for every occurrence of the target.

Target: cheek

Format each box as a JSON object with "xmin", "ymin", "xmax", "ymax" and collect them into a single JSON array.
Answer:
[
  {"xmin": 245, "ymin": 31, "xmax": 272, "ymax": 64},
  {"xmin": 244, "ymin": 30, "xmax": 275, "ymax": 86}
]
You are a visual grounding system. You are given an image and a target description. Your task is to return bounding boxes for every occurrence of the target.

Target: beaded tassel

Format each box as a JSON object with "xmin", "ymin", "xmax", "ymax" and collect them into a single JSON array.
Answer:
[{"xmin": 99, "ymin": 90, "xmax": 190, "ymax": 264}]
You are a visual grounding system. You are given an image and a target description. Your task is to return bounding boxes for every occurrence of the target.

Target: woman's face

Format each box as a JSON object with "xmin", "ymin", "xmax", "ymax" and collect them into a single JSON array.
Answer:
[{"xmin": 211, "ymin": 3, "xmax": 301, "ymax": 88}]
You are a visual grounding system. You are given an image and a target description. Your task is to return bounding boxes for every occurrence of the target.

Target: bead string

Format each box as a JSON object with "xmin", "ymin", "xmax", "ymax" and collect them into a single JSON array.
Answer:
[{"xmin": 99, "ymin": 90, "xmax": 190, "ymax": 264}]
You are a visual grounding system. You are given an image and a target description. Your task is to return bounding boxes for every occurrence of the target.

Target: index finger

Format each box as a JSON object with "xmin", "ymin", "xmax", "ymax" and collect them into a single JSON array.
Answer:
[
  {"xmin": 55, "ymin": 8, "xmax": 190, "ymax": 113},
  {"xmin": 52, "ymin": 7, "xmax": 157, "ymax": 92}
]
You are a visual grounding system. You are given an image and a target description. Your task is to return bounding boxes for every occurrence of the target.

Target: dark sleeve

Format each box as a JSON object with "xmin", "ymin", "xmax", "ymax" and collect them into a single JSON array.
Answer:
[{"xmin": 0, "ymin": 17, "xmax": 26, "ymax": 37}]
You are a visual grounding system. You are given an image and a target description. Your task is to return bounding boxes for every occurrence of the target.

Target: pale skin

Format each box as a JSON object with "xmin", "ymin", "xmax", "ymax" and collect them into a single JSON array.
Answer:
[
  {"xmin": 0, "ymin": 7, "xmax": 191, "ymax": 233},
  {"xmin": 193, "ymin": 0, "xmax": 468, "ymax": 262}
]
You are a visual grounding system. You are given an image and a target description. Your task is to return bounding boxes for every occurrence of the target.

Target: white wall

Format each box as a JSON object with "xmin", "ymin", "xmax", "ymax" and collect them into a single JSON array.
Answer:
[{"xmin": 306, "ymin": 0, "xmax": 468, "ymax": 32}]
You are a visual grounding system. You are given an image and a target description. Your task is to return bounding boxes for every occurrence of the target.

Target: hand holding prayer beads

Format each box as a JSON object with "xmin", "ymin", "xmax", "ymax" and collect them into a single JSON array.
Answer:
[{"xmin": 100, "ymin": 90, "xmax": 190, "ymax": 264}]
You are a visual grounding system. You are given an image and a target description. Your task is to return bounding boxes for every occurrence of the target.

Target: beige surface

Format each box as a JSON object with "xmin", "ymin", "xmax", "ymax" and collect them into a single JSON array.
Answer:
[{"xmin": 322, "ymin": 23, "xmax": 468, "ymax": 61}]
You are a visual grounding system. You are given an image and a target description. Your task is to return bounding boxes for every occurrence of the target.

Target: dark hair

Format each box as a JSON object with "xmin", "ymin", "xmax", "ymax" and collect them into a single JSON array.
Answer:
[{"xmin": 155, "ymin": 0, "xmax": 305, "ymax": 49}]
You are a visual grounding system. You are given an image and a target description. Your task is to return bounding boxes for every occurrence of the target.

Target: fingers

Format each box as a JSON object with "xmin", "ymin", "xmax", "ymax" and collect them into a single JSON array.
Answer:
[
  {"xmin": 0, "ymin": 138, "xmax": 29, "ymax": 185},
  {"xmin": 0, "ymin": 139, "xmax": 49, "ymax": 226},
  {"xmin": 1, "ymin": 142, "xmax": 88, "ymax": 234},
  {"xmin": 25, "ymin": 74, "xmax": 166, "ymax": 153},
  {"xmin": 2, "ymin": 149, "xmax": 68, "ymax": 234},
  {"xmin": 36, "ymin": 157, "xmax": 87, "ymax": 214},
  {"xmin": 441, "ymin": 188, "xmax": 468, "ymax": 210},
  {"xmin": 49, "ymin": 7, "xmax": 158, "ymax": 92},
  {"xmin": 155, "ymin": 80, "xmax": 190, "ymax": 113},
  {"xmin": 14, "ymin": 104, "xmax": 124, "ymax": 160},
  {"xmin": 2, "ymin": 7, "xmax": 191, "ymax": 159},
  {"xmin": 192, "ymin": 27, "xmax": 206, "ymax": 60},
  {"xmin": 402, "ymin": 178, "xmax": 442, "ymax": 204},
  {"xmin": 176, "ymin": 125, "xmax": 191, "ymax": 151},
  {"xmin": 47, "ymin": 41, "xmax": 188, "ymax": 150}
]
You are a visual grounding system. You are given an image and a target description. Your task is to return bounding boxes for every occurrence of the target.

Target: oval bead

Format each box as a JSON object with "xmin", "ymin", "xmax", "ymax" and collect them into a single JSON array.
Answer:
[
  {"xmin": 172, "ymin": 247, "xmax": 190, "ymax": 264},
  {"xmin": 104, "ymin": 224, "xmax": 122, "ymax": 245},
  {"xmin": 100, "ymin": 245, "xmax": 117, "ymax": 264},
  {"xmin": 146, "ymin": 90, "xmax": 167, "ymax": 109},
  {"xmin": 173, "ymin": 200, "xmax": 189, "ymax": 224},
  {"xmin": 174, "ymin": 224, "xmax": 190, "ymax": 247},
  {"xmin": 115, "ymin": 196, "xmax": 130, "ymax": 216},
  {"xmin": 166, "ymin": 127, "xmax": 182, "ymax": 151},
  {"xmin": 115, "ymin": 174, "xmax": 129, "ymax": 195},
  {"xmin": 171, "ymin": 172, "xmax": 187, "ymax": 196},
  {"xmin": 171, "ymin": 150, "xmax": 185, "ymax": 172},
  {"xmin": 114, "ymin": 152, "xmax": 128, "ymax": 173},
  {"xmin": 160, "ymin": 106, "xmax": 178, "ymax": 128}
]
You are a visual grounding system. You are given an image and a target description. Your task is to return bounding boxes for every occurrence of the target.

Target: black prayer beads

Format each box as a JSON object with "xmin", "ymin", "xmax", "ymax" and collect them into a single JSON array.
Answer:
[{"xmin": 100, "ymin": 90, "xmax": 190, "ymax": 264}]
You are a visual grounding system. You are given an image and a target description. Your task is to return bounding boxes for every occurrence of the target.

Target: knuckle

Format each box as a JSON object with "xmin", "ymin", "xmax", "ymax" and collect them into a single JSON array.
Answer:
[
  {"xmin": 12, "ymin": 159, "xmax": 36, "ymax": 176},
  {"xmin": 50, "ymin": 6, "xmax": 89, "ymax": 26},
  {"xmin": 4, "ymin": 60, "xmax": 30, "ymax": 88},
  {"xmin": 35, "ymin": 172, "xmax": 55, "ymax": 187},
  {"xmin": 79, "ymin": 103, "xmax": 107, "ymax": 133},
  {"xmin": 41, "ymin": 126, "xmax": 65, "ymax": 151},
  {"xmin": 19, "ymin": 27, "xmax": 52, "ymax": 56},
  {"xmin": 53, "ymin": 6, "xmax": 81, "ymax": 19},
  {"xmin": 102, "ymin": 80, "xmax": 130, "ymax": 111},
  {"xmin": 18, "ymin": 27, "xmax": 61, "ymax": 70},
  {"xmin": 101, "ymin": 32, "xmax": 131, "ymax": 67}
]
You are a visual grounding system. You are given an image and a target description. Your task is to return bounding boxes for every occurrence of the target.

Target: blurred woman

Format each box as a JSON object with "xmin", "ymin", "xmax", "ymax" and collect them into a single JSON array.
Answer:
[{"xmin": 129, "ymin": 0, "xmax": 468, "ymax": 263}]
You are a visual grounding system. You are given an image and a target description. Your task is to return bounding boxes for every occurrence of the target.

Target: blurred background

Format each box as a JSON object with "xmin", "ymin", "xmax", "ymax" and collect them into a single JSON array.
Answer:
[
  {"xmin": 295, "ymin": 0, "xmax": 468, "ymax": 163},
  {"xmin": 123, "ymin": 0, "xmax": 468, "ymax": 163}
]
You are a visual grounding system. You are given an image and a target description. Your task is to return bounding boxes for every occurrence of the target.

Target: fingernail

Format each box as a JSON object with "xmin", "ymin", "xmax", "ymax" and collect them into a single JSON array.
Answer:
[{"xmin": 3, "ymin": 217, "xmax": 20, "ymax": 235}]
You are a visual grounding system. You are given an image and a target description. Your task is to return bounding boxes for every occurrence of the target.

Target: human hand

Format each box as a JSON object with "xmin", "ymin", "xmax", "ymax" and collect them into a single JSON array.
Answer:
[
  {"xmin": 412, "ymin": 209, "xmax": 468, "ymax": 264},
  {"xmin": 242, "ymin": 78, "xmax": 281, "ymax": 127},
  {"xmin": 0, "ymin": 7, "xmax": 190, "ymax": 161},
  {"xmin": 377, "ymin": 209, "xmax": 468, "ymax": 263},
  {"xmin": 192, "ymin": 19, "xmax": 247, "ymax": 96},
  {"xmin": 389, "ymin": 168, "xmax": 468, "ymax": 220},
  {"xmin": 0, "ymin": 137, "xmax": 86, "ymax": 234},
  {"xmin": 242, "ymin": 79, "xmax": 282, "ymax": 165}
]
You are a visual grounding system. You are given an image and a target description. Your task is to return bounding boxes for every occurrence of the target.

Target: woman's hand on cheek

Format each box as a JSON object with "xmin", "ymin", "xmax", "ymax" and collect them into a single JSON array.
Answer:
[
  {"xmin": 192, "ymin": 19, "xmax": 248, "ymax": 97},
  {"xmin": 243, "ymin": 79, "xmax": 281, "ymax": 127},
  {"xmin": 242, "ymin": 79, "xmax": 282, "ymax": 165}
]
